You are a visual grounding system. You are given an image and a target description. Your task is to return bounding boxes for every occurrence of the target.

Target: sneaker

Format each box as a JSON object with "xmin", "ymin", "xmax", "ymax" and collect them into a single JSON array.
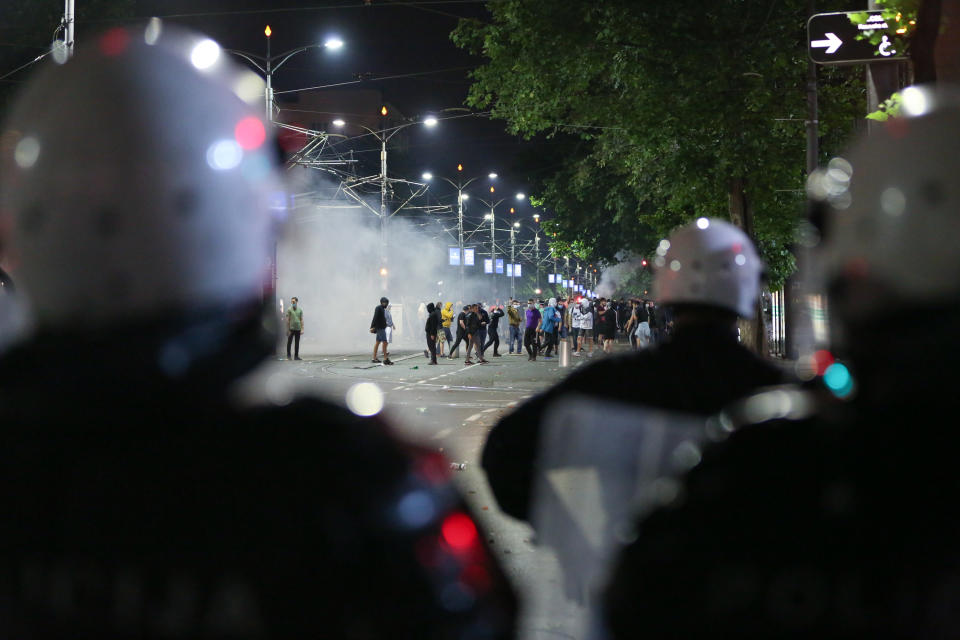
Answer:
[
  {"xmin": 573, "ymin": 351, "xmax": 581, "ymax": 357},
  {"xmin": 372, "ymin": 359, "xmax": 381, "ymax": 363},
  {"xmin": 543, "ymin": 356, "xmax": 552, "ymax": 360},
  {"xmin": 493, "ymin": 353, "xmax": 502, "ymax": 357},
  {"xmin": 294, "ymin": 356, "xmax": 302, "ymax": 361},
  {"xmin": 384, "ymin": 359, "xmax": 394, "ymax": 365},
  {"xmin": 479, "ymin": 359, "xmax": 490, "ymax": 364},
  {"xmin": 428, "ymin": 361, "xmax": 438, "ymax": 365}
]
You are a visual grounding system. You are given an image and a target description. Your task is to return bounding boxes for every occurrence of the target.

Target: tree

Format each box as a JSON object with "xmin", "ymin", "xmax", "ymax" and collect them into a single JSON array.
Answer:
[{"xmin": 453, "ymin": 0, "xmax": 865, "ymax": 352}]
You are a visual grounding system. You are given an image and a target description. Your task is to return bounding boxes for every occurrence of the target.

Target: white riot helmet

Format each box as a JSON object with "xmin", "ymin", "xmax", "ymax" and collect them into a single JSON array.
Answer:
[
  {"xmin": 0, "ymin": 21, "xmax": 281, "ymax": 331},
  {"xmin": 812, "ymin": 85, "xmax": 960, "ymax": 326},
  {"xmin": 653, "ymin": 218, "xmax": 762, "ymax": 317}
]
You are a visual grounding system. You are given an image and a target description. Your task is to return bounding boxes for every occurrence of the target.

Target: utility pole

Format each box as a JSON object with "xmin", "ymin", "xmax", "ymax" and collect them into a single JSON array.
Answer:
[
  {"xmin": 510, "ymin": 223, "xmax": 520, "ymax": 300},
  {"xmin": 490, "ymin": 209, "xmax": 496, "ymax": 297},
  {"xmin": 458, "ymin": 190, "xmax": 465, "ymax": 302},
  {"xmin": 380, "ymin": 137, "xmax": 388, "ymax": 289},
  {"xmin": 63, "ymin": 0, "xmax": 75, "ymax": 59},
  {"xmin": 534, "ymin": 232, "xmax": 541, "ymax": 292}
]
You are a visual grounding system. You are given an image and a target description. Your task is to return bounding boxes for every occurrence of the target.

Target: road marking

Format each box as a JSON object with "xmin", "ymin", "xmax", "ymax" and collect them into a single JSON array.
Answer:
[
  {"xmin": 482, "ymin": 408, "xmax": 498, "ymax": 413},
  {"xmin": 466, "ymin": 413, "xmax": 484, "ymax": 422},
  {"xmin": 433, "ymin": 428, "xmax": 453, "ymax": 440}
]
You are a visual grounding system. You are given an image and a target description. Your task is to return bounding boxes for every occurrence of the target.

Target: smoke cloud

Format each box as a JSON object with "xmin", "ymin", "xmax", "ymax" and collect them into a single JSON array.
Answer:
[
  {"xmin": 595, "ymin": 253, "xmax": 644, "ymax": 299},
  {"xmin": 276, "ymin": 168, "xmax": 515, "ymax": 353}
]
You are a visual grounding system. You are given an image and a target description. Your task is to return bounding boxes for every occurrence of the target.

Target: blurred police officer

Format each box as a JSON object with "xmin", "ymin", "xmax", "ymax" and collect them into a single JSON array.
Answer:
[
  {"xmin": 605, "ymin": 85, "xmax": 960, "ymax": 639},
  {"xmin": 482, "ymin": 218, "xmax": 787, "ymax": 521}
]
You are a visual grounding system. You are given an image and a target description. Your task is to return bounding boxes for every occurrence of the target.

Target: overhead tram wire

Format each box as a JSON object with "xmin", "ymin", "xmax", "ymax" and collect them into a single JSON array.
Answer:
[{"xmin": 74, "ymin": 1, "xmax": 487, "ymax": 24}]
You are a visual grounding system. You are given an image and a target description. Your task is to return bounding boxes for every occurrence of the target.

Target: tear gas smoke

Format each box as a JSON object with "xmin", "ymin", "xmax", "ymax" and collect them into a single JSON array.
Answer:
[
  {"xmin": 595, "ymin": 253, "xmax": 645, "ymax": 299},
  {"xmin": 276, "ymin": 168, "xmax": 511, "ymax": 354}
]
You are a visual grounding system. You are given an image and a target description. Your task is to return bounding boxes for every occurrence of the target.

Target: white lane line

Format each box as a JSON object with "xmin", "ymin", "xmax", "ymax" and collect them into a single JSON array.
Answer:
[
  {"xmin": 432, "ymin": 428, "xmax": 453, "ymax": 440},
  {"xmin": 465, "ymin": 413, "xmax": 484, "ymax": 422},
  {"xmin": 481, "ymin": 408, "xmax": 498, "ymax": 413}
]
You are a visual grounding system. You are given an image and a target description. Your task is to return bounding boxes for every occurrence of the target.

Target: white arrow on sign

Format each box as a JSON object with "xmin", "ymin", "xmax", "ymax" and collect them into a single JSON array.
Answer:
[{"xmin": 811, "ymin": 32, "xmax": 843, "ymax": 54}]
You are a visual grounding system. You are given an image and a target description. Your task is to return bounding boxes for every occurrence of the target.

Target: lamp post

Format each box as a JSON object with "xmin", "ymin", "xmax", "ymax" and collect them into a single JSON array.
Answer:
[
  {"xmin": 335, "ymin": 117, "xmax": 437, "ymax": 288},
  {"xmin": 477, "ymin": 195, "xmax": 506, "ymax": 297},
  {"xmin": 510, "ymin": 221, "xmax": 521, "ymax": 300},
  {"xmin": 422, "ymin": 170, "xmax": 494, "ymax": 301},
  {"xmin": 533, "ymin": 216, "xmax": 541, "ymax": 292},
  {"xmin": 228, "ymin": 26, "xmax": 344, "ymax": 122}
]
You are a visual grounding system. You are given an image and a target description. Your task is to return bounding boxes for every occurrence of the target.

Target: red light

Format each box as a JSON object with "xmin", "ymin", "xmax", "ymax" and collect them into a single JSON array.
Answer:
[
  {"xmin": 441, "ymin": 513, "xmax": 478, "ymax": 552},
  {"xmin": 812, "ymin": 349, "xmax": 835, "ymax": 376},
  {"xmin": 99, "ymin": 28, "xmax": 130, "ymax": 57},
  {"xmin": 234, "ymin": 117, "xmax": 266, "ymax": 150},
  {"xmin": 641, "ymin": 259, "xmax": 648, "ymax": 267},
  {"xmin": 413, "ymin": 453, "xmax": 449, "ymax": 486}
]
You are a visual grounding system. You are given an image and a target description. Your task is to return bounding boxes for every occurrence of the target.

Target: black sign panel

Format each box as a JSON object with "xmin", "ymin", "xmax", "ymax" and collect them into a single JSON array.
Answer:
[{"xmin": 807, "ymin": 10, "xmax": 906, "ymax": 65}]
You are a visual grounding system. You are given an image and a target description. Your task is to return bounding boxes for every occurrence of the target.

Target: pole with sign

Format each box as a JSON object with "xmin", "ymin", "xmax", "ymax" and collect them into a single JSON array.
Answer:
[{"xmin": 807, "ymin": 10, "xmax": 907, "ymax": 65}]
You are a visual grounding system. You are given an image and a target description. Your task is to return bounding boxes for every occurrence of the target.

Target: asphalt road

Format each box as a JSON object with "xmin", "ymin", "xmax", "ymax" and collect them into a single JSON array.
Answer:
[{"xmin": 238, "ymin": 338, "xmax": 615, "ymax": 640}]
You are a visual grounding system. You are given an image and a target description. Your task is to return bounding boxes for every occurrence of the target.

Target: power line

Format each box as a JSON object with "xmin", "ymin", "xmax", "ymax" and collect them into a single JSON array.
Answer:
[
  {"xmin": 76, "ymin": 1, "xmax": 485, "ymax": 24},
  {"xmin": 274, "ymin": 66, "xmax": 473, "ymax": 95}
]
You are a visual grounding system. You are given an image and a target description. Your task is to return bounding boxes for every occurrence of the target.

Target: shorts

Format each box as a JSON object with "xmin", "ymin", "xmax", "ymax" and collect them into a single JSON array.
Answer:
[
  {"xmin": 579, "ymin": 328, "xmax": 593, "ymax": 338},
  {"xmin": 375, "ymin": 328, "xmax": 387, "ymax": 342}
]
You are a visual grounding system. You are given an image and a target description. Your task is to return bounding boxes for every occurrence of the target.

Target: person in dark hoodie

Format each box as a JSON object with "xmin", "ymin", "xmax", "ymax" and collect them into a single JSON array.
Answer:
[
  {"xmin": 482, "ymin": 218, "xmax": 787, "ymax": 521},
  {"xmin": 447, "ymin": 304, "xmax": 469, "ymax": 359},
  {"xmin": 423, "ymin": 302, "xmax": 442, "ymax": 365},
  {"xmin": 484, "ymin": 304, "xmax": 505, "ymax": 357}
]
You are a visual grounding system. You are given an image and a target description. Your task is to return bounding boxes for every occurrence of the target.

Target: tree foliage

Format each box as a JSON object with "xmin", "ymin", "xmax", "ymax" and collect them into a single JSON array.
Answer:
[{"xmin": 452, "ymin": 0, "xmax": 864, "ymax": 289}]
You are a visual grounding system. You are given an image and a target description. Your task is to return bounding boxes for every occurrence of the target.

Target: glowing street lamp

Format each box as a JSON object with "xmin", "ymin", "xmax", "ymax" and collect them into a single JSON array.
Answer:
[{"xmin": 228, "ymin": 26, "xmax": 345, "ymax": 122}]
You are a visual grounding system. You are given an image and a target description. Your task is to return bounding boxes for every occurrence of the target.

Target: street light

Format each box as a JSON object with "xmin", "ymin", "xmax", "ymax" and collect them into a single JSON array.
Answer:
[
  {"xmin": 333, "ymin": 116, "xmax": 436, "ymax": 289},
  {"xmin": 510, "ymin": 221, "xmax": 521, "ymax": 299},
  {"xmin": 477, "ymin": 196, "xmax": 508, "ymax": 298},
  {"xmin": 227, "ymin": 26, "xmax": 344, "ymax": 122},
  {"xmin": 422, "ymin": 169, "xmax": 495, "ymax": 301}
]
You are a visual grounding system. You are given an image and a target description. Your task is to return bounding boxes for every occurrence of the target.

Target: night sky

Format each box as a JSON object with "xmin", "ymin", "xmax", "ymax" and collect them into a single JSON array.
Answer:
[{"xmin": 127, "ymin": 0, "xmax": 546, "ymax": 216}]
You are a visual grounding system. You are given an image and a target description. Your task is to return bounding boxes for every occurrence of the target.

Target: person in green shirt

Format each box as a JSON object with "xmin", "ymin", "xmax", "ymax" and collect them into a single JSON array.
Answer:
[{"xmin": 286, "ymin": 296, "xmax": 304, "ymax": 360}]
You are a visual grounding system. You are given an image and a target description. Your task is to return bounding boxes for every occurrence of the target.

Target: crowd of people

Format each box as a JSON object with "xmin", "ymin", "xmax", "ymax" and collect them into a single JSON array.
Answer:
[
  {"xmin": 392, "ymin": 296, "xmax": 673, "ymax": 366},
  {"xmin": 3, "ymin": 21, "xmax": 960, "ymax": 640}
]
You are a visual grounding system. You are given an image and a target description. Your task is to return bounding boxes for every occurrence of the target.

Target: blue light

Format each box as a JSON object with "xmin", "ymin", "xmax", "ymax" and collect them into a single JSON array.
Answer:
[{"xmin": 823, "ymin": 362, "xmax": 854, "ymax": 398}]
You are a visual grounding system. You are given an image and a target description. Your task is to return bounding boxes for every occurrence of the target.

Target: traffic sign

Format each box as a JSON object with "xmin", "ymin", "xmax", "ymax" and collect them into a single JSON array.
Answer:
[{"xmin": 808, "ymin": 10, "xmax": 906, "ymax": 65}]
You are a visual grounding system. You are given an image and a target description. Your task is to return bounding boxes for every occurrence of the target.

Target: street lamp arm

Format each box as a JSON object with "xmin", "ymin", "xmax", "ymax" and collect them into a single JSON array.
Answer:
[
  {"xmin": 272, "ymin": 44, "xmax": 325, "ymax": 73},
  {"xmin": 225, "ymin": 49, "xmax": 267, "ymax": 74}
]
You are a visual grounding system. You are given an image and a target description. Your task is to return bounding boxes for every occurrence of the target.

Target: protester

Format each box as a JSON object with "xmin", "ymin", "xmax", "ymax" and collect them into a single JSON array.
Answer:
[
  {"xmin": 524, "ymin": 298, "xmax": 542, "ymax": 361},
  {"xmin": 384, "ymin": 302, "xmax": 396, "ymax": 356},
  {"xmin": 484, "ymin": 303, "xmax": 505, "ymax": 357},
  {"xmin": 507, "ymin": 299, "xmax": 523, "ymax": 355},
  {"xmin": 606, "ymin": 85, "xmax": 960, "ymax": 640},
  {"xmin": 370, "ymin": 296, "xmax": 393, "ymax": 365},
  {"xmin": 575, "ymin": 297, "xmax": 595, "ymax": 357},
  {"xmin": 447, "ymin": 304, "xmax": 469, "ymax": 359},
  {"xmin": 477, "ymin": 302, "xmax": 490, "ymax": 358},
  {"xmin": 482, "ymin": 218, "xmax": 786, "ymax": 521},
  {"xmin": 597, "ymin": 298, "xmax": 616, "ymax": 354},
  {"xmin": 286, "ymin": 295, "xmax": 304, "ymax": 360},
  {"xmin": 540, "ymin": 297, "xmax": 558, "ymax": 358},
  {"xmin": 464, "ymin": 303, "xmax": 488, "ymax": 365},
  {"xmin": 570, "ymin": 298, "xmax": 583, "ymax": 352},
  {"xmin": 423, "ymin": 301, "xmax": 441, "ymax": 364},
  {"xmin": 0, "ymin": 24, "xmax": 517, "ymax": 636},
  {"xmin": 440, "ymin": 301, "xmax": 455, "ymax": 357}
]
